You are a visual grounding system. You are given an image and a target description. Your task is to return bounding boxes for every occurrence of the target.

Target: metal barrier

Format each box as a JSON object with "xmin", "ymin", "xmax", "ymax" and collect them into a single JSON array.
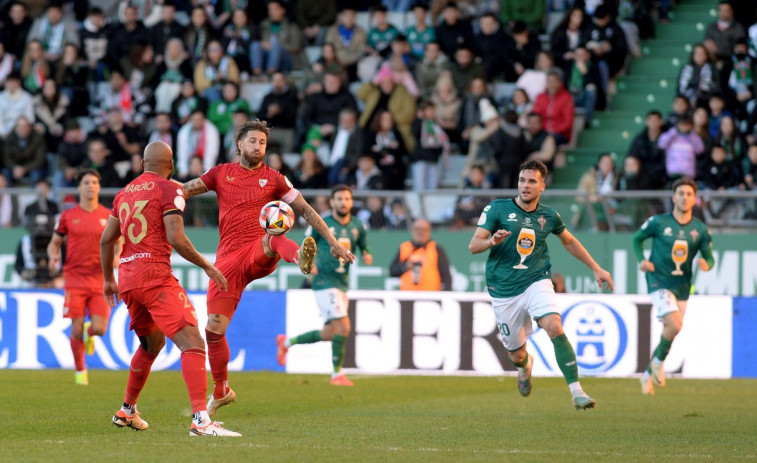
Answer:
[{"xmin": 3, "ymin": 187, "xmax": 757, "ymax": 232}]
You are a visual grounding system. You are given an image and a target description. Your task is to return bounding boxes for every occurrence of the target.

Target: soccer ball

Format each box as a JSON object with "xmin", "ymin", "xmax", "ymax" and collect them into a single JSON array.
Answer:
[{"xmin": 260, "ymin": 201, "xmax": 295, "ymax": 235}]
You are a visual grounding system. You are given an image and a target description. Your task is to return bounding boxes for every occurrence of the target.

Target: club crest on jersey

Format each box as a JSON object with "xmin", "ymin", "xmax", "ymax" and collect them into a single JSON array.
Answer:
[
  {"xmin": 352, "ymin": 228, "xmax": 359, "ymax": 239},
  {"xmin": 99, "ymin": 218, "xmax": 107, "ymax": 227},
  {"xmin": 259, "ymin": 179, "xmax": 268, "ymax": 187},
  {"xmin": 507, "ymin": 212, "xmax": 518, "ymax": 222},
  {"xmin": 538, "ymin": 215, "xmax": 546, "ymax": 230},
  {"xmin": 690, "ymin": 229, "xmax": 699, "ymax": 241}
]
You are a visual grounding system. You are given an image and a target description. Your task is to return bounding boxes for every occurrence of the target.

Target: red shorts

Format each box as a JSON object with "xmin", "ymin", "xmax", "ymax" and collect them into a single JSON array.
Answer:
[
  {"xmin": 63, "ymin": 288, "xmax": 111, "ymax": 320},
  {"xmin": 207, "ymin": 237, "xmax": 280, "ymax": 318},
  {"xmin": 121, "ymin": 279, "xmax": 198, "ymax": 338}
]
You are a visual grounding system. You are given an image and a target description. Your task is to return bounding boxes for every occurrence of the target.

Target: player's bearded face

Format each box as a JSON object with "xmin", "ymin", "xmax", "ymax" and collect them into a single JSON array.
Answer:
[
  {"xmin": 239, "ymin": 131, "xmax": 267, "ymax": 166},
  {"xmin": 518, "ymin": 170, "xmax": 545, "ymax": 203},
  {"xmin": 331, "ymin": 192, "xmax": 353, "ymax": 217}
]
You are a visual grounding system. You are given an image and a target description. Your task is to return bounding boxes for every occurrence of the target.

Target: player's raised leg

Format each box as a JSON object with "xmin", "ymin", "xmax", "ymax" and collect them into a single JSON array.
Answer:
[
  {"xmin": 263, "ymin": 234, "xmax": 316, "ymax": 274},
  {"xmin": 647, "ymin": 306, "xmax": 684, "ymax": 388},
  {"xmin": 538, "ymin": 314, "xmax": 596, "ymax": 410},
  {"xmin": 113, "ymin": 329, "xmax": 164, "ymax": 431},
  {"xmin": 510, "ymin": 347, "xmax": 534, "ymax": 397}
]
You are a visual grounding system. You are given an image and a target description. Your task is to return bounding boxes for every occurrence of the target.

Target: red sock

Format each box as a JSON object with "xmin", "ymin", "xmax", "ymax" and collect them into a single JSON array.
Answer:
[
  {"xmin": 181, "ymin": 348, "xmax": 208, "ymax": 413},
  {"xmin": 70, "ymin": 338, "xmax": 85, "ymax": 371},
  {"xmin": 269, "ymin": 235, "xmax": 300, "ymax": 263},
  {"xmin": 123, "ymin": 346, "xmax": 158, "ymax": 405},
  {"xmin": 206, "ymin": 330, "xmax": 230, "ymax": 399}
]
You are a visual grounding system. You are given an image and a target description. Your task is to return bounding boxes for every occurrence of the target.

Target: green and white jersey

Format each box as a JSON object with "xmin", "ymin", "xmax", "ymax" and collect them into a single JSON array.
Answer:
[
  {"xmin": 634, "ymin": 213, "xmax": 714, "ymax": 301},
  {"xmin": 477, "ymin": 198, "xmax": 566, "ymax": 298},
  {"xmin": 306, "ymin": 215, "xmax": 369, "ymax": 292},
  {"xmin": 367, "ymin": 25, "xmax": 400, "ymax": 52}
]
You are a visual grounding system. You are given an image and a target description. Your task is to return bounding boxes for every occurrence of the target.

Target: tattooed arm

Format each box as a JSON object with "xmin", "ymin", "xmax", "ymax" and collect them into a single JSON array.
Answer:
[
  {"xmin": 290, "ymin": 193, "xmax": 355, "ymax": 263},
  {"xmin": 178, "ymin": 178, "xmax": 209, "ymax": 199}
]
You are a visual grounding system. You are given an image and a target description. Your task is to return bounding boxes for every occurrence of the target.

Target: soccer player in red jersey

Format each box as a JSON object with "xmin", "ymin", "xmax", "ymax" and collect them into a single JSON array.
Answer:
[
  {"xmin": 101, "ymin": 142, "xmax": 240, "ymax": 436},
  {"xmin": 180, "ymin": 119, "xmax": 354, "ymax": 417},
  {"xmin": 47, "ymin": 169, "xmax": 121, "ymax": 386}
]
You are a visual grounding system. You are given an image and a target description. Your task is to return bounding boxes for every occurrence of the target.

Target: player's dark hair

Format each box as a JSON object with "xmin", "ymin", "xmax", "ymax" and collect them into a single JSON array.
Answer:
[
  {"xmin": 672, "ymin": 176, "xmax": 698, "ymax": 194},
  {"xmin": 519, "ymin": 160, "xmax": 549, "ymax": 179},
  {"xmin": 331, "ymin": 184, "xmax": 352, "ymax": 198},
  {"xmin": 235, "ymin": 118, "xmax": 271, "ymax": 154},
  {"xmin": 76, "ymin": 169, "xmax": 102, "ymax": 185}
]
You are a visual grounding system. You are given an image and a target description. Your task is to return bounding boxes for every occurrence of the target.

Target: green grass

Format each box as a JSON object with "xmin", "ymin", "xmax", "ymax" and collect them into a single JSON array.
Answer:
[{"xmin": 2, "ymin": 370, "xmax": 755, "ymax": 462}]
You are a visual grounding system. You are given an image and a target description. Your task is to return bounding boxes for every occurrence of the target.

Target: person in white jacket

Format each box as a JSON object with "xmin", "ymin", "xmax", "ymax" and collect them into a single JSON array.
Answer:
[
  {"xmin": 0, "ymin": 72, "xmax": 34, "ymax": 138},
  {"xmin": 176, "ymin": 109, "xmax": 220, "ymax": 177}
]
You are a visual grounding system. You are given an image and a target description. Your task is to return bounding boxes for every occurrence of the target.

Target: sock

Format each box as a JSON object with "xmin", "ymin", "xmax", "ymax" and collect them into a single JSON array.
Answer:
[
  {"xmin": 269, "ymin": 235, "xmax": 300, "ymax": 263},
  {"xmin": 123, "ymin": 346, "xmax": 159, "ymax": 405},
  {"xmin": 568, "ymin": 382, "xmax": 585, "ymax": 397},
  {"xmin": 551, "ymin": 334, "xmax": 580, "ymax": 385},
  {"xmin": 70, "ymin": 338, "xmax": 85, "ymax": 371},
  {"xmin": 206, "ymin": 330, "xmax": 229, "ymax": 399},
  {"xmin": 332, "ymin": 334, "xmax": 346, "ymax": 375},
  {"xmin": 181, "ymin": 348, "xmax": 208, "ymax": 413},
  {"xmin": 289, "ymin": 330, "xmax": 322, "ymax": 346},
  {"xmin": 121, "ymin": 402, "xmax": 137, "ymax": 415},
  {"xmin": 652, "ymin": 335, "xmax": 673, "ymax": 362},
  {"xmin": 192, "ymin": 410, "xmax": 211, "ymax": 426}
]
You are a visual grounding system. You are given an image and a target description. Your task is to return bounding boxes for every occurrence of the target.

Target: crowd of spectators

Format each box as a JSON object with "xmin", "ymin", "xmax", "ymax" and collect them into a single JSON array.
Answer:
[
  {"xmin": 12, "ymin": 0, "xmax": 751, "ymax": 230},
  {"xmin": 580, "ymin": 0, "xmax": 757, "ymax": 222}
]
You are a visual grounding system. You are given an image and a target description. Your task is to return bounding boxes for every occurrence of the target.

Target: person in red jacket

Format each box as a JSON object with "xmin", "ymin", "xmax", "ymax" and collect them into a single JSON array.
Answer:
[{"xmin": 533, "ymin": 68, "xmax": 574, "ymax": 145}]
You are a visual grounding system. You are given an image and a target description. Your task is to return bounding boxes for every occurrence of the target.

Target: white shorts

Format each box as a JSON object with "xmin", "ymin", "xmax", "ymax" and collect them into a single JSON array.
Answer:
[
  {"xmin": 650, "ymin": 289, "xmax": 687, "ymax": 319},
  {"xmin": 491, "ymin": 279, "xmax": 559, "ymax": 351},
  {"xmin": 313, "ymin": 288, "xmax": 349, "ymax": 323}
]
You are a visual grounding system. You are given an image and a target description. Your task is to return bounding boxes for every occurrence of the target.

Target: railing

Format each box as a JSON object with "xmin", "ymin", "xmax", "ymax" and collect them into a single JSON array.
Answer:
[{"xmin": 3, "ymin": 187, "xmax": 757, "ymax": 232}]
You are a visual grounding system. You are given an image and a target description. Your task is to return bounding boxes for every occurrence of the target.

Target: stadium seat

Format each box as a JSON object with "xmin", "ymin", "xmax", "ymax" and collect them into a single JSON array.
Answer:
[
  {"xmin": 305, "ymin": 46, "xmax": 321, "ymax": 64},
  {"xmin": 493, "ymin": 82, "xmax": 516, "ymax": 104},
  {"xmin": 356, "ymin": 12, "xmax": 370, "ymax": 32},
  {"xmin": 438, "ymin": 154, "xmax": 467, "ymax": 188},
  {"xmin": 241, "ymin": 82, "xmax": 273, "ymax": 113},
  {"xmin": 387, "ymin": 12, "xmax": 406, "ymax": 30}
]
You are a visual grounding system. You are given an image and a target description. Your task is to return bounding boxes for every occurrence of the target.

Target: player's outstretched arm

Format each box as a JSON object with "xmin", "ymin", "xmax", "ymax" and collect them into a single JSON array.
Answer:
[
  {"xmin": 178, "ymin": 178, "xmax": 209, "ymax": 199},
  {"xmin": 557, "ymin": 229, "xmax": 614, "ymax": 292},
  {"xmin": 469, "ymin": 227, "xmax": 510, "ymax": 254},
  {"xmin": 163, "ymin": 214, "xmax": 228, "ymax": 291},
  {"xmin": 290, "ymin": 193, "xmax": 355, "ymax": 263},
  {"xmin": 100, "ymin": 217, "xmax": 123, "ymax": 307},
  {"xmin": 46, "ymin": 232, "xmax": 64, "ymax": 275}
]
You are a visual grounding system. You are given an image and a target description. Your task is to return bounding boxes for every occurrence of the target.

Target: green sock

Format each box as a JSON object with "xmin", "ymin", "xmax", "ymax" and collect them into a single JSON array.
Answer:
[
  {"xmin": 289, "ymin": 330, "xmax": 321, "ymax": 346},
  {"xmin": 652, "ymin": 335, "xmax": 673, "ymax": 362},
  {"xmin": 331, "ymin": 334, "xmax": 346, "ymax": 373},
  {"xmin": 551, "ymin": 334, "xmax": 580, "ymax": 385},
  {"xmin": 511, "ymin": 352, "xmax": 529, "ymax": 368}
]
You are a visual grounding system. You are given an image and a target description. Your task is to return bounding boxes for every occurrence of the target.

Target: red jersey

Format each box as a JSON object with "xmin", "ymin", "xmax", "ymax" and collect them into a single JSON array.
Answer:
[
  {"xmin": 111, "ymin": 172, "xmax": 186, "ymax": 292},
  {"xmin": 55, "ymin": 204, "xmax": 111, "ymax": 289},
  {"xmin": 200, "ymin": 162, "xmax": 297, "ymax": 260}
]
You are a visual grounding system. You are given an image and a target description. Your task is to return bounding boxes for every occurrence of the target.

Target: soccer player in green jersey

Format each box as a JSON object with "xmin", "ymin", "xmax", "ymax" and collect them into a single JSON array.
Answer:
[
  {"xmin": 633, "ymin": 177, "xmax": 714, "ymax": 395},
  {"xmin": 277, "ymin": 185, "xmax": 372, "ymax": 386},
  {"xmin": 469, "ymin": 160, "xmax": 614, "ymax": 409}
]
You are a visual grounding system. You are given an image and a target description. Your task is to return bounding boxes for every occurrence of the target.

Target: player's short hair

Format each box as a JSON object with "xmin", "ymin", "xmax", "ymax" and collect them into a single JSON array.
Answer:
[
  {"xmin": 672, "ymin": 176, "xmax": 698, "ymax": 194},
  {"xmin": 519, "ymin": 160, "xmax": 549, "ymax": 179},
  {"xmin": 236, "ymin": 118, "xmax": 271, "ymax": 151},
  {"xmin": 330, "ymin": 184, "xmax": 352, "ymax": 198},
  {"xmin": 76, "ymin": 169, "xmax": 102, "ymax": 185}
]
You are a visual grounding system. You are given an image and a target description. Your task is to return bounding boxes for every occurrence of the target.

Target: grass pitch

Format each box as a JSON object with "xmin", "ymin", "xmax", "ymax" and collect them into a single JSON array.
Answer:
[{"xmin": 1, "ymin": 370, "xmax": 754, "ymax": 462}]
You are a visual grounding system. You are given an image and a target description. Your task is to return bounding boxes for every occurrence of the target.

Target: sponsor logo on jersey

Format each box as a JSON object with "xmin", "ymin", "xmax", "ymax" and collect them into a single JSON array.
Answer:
[
  {"xmin": 259, "ymin": 179, "xmax": 268, "ymax": 187},
  {"xmin": 677, "ymin": 229, "xmax": 685, "ymax": 238},
  {"xmin": 226, "ymin": 175, "xmax": 236, "ymax": 183},
  {"xmin": 119, "ymin": 252, "xmax": 152, "ymax": 264},
  {"xmin": 507, "ymin": 212, "xmax": 518, "ymax": 222},
  {"xmin": 663, "ymin": 227, "xmax": 673, "ymax": 236},
  {"xmin": 538, "ymin": 215, "xmax": 546, "ymax": 230}
]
